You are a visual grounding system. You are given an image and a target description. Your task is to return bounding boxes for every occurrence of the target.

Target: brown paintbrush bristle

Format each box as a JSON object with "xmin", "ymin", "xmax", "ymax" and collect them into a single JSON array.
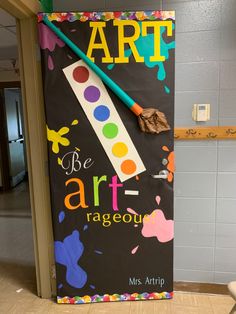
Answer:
[{"xmin": 138, "ymin": 108, "xmax": 170, "ymax": 134}]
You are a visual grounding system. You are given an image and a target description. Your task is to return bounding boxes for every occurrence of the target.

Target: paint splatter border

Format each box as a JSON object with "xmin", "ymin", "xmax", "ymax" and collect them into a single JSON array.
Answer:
[
  {"xmin": 57, "ymin": 291, "xmax": 173, "ymax": 304},
  {"xmin": 38, "ymin": 11, "xmax": 175, "ymax": 23}
]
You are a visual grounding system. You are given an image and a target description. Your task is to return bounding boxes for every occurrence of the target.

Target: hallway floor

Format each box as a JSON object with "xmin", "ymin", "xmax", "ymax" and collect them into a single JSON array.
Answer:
[
  {"xmin": 0, "ymin": 269, "xmax": 234, "ymax": 314},
  {"xmin": 0, "ymin": 183, "xmax": 235, "ymax": 313}
]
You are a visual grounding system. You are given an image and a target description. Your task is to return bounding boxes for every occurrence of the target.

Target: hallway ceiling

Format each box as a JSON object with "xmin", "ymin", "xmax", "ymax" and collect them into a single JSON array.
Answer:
[{"xmin": 0, "ymin": 9, "xmax": 18, "ymax": 73}]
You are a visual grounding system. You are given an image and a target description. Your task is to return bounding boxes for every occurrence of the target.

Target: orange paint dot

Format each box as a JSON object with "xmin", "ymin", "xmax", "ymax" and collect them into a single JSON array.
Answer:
[
  {"xmin": 121, "ymin": 160, "xmax": 137, "ymax": 175},
  {"xmin": 136, "ymin": 175, "xmax": 140, "ymax": 181}
]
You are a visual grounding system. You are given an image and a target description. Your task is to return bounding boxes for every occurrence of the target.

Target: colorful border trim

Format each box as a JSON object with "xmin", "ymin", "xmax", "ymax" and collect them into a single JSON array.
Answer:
[
  {"xmin": 38, "ymin": 11, "xmax": 175, "ymax": 23},
  {"xmin": 57, "ymin": 291, "xmax": 173, "ymax": 304}
]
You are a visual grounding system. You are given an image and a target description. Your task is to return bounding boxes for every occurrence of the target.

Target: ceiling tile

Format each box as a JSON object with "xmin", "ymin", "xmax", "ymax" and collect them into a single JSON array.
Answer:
[{"xmin": 0, "ymin": 9, "xmax": 16, "ymax": 26}]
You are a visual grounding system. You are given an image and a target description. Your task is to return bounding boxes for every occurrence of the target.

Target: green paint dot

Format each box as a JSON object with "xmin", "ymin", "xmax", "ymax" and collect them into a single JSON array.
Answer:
[{"xmin": 102, "ymin": 123, "xmax": 118, "ymax": 139}]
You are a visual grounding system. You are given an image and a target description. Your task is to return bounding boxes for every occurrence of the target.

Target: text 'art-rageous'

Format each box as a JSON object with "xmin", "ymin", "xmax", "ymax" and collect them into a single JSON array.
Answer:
[{"xmin": 38, "ymin": 11, "xmax": 175, "ymax": 304}]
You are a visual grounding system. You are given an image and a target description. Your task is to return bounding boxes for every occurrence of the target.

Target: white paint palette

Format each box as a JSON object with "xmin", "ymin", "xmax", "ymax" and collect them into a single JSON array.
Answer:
[{"xmin": 63, "ymin": 60, "xmax": 146, "ymax": 182}]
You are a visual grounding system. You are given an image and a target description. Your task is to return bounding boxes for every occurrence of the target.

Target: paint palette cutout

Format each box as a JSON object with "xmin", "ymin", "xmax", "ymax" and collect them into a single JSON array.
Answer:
[{"xmin": 63, "ymin": 60, "xmax": 146, "ymax": 182}]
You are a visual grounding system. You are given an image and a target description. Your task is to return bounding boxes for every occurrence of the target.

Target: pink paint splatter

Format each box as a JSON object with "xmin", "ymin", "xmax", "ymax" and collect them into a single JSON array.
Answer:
[
  {"xmin": 48, "ymin": 55, "xmax": 54, "ymax": 70},
  {"xmin": 156, "ymin": 196, "xmax": 161, "ymax": 205},
  {"xmin": 127, "ymin": 208, "xmax": 138, "ymax": 215},
  {"xmin": 38, "ymin": 23, "xmax": 65, "ymax": 52},
  {"xmin": 131, "ymin": 245, "xmax": 139, "ymax": 254},
  {"xmin": 142, "ymin": 210, "xmax": 174, "ymax": 243}
]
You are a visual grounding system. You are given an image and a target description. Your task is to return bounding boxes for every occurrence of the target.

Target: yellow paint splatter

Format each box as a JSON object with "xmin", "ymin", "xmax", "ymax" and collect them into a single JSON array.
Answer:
[
  {"xmin": 71, "ymin": 119, "xmax": 79, "ymax": 126},
  {"xmin": 47, "ymin": 125, "xmax": 70, "ymax": 154},
  {"xmin": 75, "ymin": 147, "xmax": 80, "ymax": 152},
  {"xmin": 58, "ymin": 158, "xmax": 62, "ymax": 166}
]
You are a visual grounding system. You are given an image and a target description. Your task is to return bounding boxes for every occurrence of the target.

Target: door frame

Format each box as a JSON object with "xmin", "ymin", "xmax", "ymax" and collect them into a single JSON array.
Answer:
[{"xmin": 0, "ymin": 1, "xmax": 54, "ymax": 298}]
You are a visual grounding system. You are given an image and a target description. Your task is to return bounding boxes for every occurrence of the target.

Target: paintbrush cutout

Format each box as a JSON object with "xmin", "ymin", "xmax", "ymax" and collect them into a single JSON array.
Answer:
[{"xmin": 43, "ymin": 16, "xmax": 170, "ymax": 134}]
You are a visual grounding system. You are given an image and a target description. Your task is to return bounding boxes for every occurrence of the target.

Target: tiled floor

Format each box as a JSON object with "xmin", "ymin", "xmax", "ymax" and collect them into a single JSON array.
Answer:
[
  {"xmin": 0, "ymin": 183, "xmax": 235, "ymax": 313},
  {"xmin": 0, "ymin": 267, "xmax": 235, "ymax": 314},
  {"xmin": 0, "ymin": 182, "xmax": 34, "ymax": 265}
]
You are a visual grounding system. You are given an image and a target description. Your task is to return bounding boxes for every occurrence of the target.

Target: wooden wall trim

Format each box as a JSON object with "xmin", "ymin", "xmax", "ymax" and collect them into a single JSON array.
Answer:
[
  {"xmin": 174, "ymin": 126, "xmax": 236, "ymax": 140},
  {"xmin": 174, "ymin": 282, "xmax": 229, "ymax": 295}
]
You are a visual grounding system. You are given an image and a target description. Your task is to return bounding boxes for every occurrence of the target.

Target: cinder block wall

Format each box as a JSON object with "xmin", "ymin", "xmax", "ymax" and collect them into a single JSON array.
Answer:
[{"xmin": 53, "ymin": 0, "xmax": 236, "ymax": 284}]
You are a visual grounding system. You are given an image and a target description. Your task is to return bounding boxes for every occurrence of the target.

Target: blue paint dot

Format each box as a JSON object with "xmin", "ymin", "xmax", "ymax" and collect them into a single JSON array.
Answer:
[
  {"xmin": 90, "ymin": 285, "xmax": 95, "ymax": 289},
  {"xmin": 93, "ymin": 105, "xmax": 110, "ymax": 122},
  {"xmin": 83, "ymin": 225, "xmax": 88, "ymax": 231},
  {"xmin": 58, "ymin": 284, "xmax": 63, "ymax": 289},
  {"xmin": 59, "ymin": 211, "xmax": 65, "ymax": 223}
]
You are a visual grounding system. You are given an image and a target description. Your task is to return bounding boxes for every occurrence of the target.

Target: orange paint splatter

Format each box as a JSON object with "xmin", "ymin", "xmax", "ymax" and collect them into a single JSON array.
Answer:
[
  {"xmin": 135, "ymin": 175, "xmax": 140, "ymax": 181},
  {"xmin": 162, "ymin": 145, "xmax": 169, "ymax": 152}
]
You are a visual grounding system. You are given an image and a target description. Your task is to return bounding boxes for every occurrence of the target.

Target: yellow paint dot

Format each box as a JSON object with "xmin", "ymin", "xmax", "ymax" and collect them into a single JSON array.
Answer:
[
  {"xmin": 58, "ymin": 158, "xmax": 62, "ymax": 165},
  {"xmin": 112, "ymin": 142, "xmax": 128, "ymax": 158}
]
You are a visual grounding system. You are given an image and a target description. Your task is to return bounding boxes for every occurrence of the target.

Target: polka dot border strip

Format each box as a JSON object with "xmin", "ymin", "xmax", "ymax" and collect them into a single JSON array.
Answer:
[
  {"xmin": 57, "ymin": 291, "xmax": 173, "ymax": 304},
  {"xmin": 63, "ymin": 60, "xmax": 146, "ymax": 182},
  {"xmin": 38, "ymin": 11, "xmax": 175, "ymax": 23}
]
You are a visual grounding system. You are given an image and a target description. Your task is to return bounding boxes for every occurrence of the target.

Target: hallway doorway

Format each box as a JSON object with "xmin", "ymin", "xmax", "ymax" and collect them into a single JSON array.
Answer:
[{"xmin": 0, "ymin": 8, "xmax": 36, "ymax": 296}]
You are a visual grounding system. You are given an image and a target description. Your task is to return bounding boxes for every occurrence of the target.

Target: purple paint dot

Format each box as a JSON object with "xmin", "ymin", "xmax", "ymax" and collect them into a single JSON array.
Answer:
[{"xmin": 84, "ymin": 86, "xmax": 100, "ymax": 103}]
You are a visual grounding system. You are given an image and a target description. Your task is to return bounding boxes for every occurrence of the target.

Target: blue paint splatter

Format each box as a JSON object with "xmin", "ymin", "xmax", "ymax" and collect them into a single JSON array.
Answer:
[
  {"xmin": 164, "ymin": 85, "xmax": 170, "ymax": 94},
  {"xmin": 107, "ymin": 64, "xmax": 115, "ymax": 70},
  {"xmin": 58, "ymin": 283, "xmax": 63, "ymax": 289},
  {"xmin": 90, "ymin": 285, "xmax": 95, "ymax": 289},
  {"xmin": 94, "ymin": 250, "xmax": 103, "ymax": 255},
  {"xmin": 54, "ymin": 230, "xmax": 87, "ymax": 288},
  {"xmin": 83, "ymin": 225, "xmax": 88, "ymax": 231},
  {"xmin": 107, "ymin": 23, "xmax": 175, "ymax": 84},
  {"xmin": 58, "ymin": 211, "xmax": 65, "ymax": 223}
]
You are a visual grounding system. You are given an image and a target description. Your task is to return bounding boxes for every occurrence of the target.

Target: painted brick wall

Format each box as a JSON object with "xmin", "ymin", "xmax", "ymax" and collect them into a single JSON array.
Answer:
[{"xmin": 53, "ymin": 0, "xmax": 236, "ymax": 284}]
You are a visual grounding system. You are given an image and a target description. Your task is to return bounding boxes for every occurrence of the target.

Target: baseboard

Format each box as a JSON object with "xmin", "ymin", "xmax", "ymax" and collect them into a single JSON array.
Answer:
[{"xmin": 174, "ymin": 281, "xmax": 229, "ymax": 295}]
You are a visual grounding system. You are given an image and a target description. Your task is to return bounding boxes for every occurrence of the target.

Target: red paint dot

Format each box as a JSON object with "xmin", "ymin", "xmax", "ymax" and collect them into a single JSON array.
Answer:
[{"xmin": 73, "ymin": 66, "xmax": 89, "ymax": 83}]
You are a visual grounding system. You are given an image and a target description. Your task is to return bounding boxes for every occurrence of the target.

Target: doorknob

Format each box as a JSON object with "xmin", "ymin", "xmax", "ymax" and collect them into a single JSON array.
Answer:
[{"xmin": 151, "ymin": 170, "xmax": 169, "ymax": 179}]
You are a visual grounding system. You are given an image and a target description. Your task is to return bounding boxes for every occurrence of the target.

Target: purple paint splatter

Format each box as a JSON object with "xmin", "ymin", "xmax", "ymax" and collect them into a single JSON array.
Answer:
[
  {"xmin": 48, "ymin": 55, "xmax": 54, "ymax": 71},
  {"xmin": 38, "ymin": 23, "xmax": 65, "ymax": 52}
]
